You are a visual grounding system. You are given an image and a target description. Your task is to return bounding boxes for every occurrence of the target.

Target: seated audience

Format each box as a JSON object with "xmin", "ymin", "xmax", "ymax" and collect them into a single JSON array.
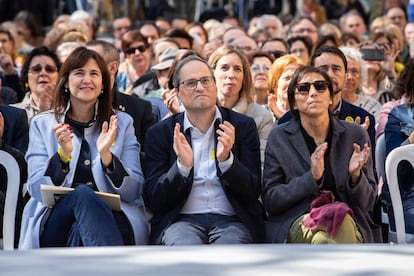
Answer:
[
  {"xmin": 267, "ymin": 54, "xmax": 304, "ymax": 121},
  {"xmin": 384, "ymin": 58, "xmax": 414, "ymax": 235},
  {"xmin": 12, "ymin": 47, "xmax": 61, "ymax": 123},
  {"xmin": 208, "ymin": 44, "xmax": 273, "ymax": 164},
  {"xmin": 19, "ymin": 47, "xmax": 148, "ymax": 248},
  {"xmin": 263, "ymin": 66, "xmax": 380, "ymax": 243},
  {"xmin": 144, "ymin": 55, "xmax": 265, "ymax": 245}
]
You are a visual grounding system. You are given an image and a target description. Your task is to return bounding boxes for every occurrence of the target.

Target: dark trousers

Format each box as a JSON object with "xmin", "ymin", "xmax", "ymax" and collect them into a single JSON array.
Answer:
[
  {"xmin": 40, "ymin": 185, "xmax": 130, "ymax": 247},
  {"xmin": 161, "ymin": 213, "xmax": 252, "ymax": 245}
]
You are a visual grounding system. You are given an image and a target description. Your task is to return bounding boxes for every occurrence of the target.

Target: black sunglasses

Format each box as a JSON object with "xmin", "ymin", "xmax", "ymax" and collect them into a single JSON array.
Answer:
[
  {"xmin": 125, "ymin": 45, "xmax": 147, "ymax": 55},
  {"xmin": 296, "ymin": 81, "xmax": 329, "ymax": 94}
]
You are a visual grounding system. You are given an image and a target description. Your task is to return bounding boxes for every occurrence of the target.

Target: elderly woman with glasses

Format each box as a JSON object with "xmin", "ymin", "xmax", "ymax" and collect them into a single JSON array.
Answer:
[
  {"xmin": 12, "ymin": 46, "xmax": 61, "ymax": 123},
  {"xmin": 262, "ymin": 66, "xmax": 379, "ymax": 244},
  {"xmin": 249, "ymin": 51, "xmax": 275, "ymax": 108}
]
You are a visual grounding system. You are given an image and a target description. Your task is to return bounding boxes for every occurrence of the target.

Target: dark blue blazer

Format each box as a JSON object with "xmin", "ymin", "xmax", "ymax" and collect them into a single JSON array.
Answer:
[
  {"xmin": 144, "ymin": 107, "xmax": 265, "ymax": 243},
  {"xmin": 113, "ymin": 88, "xmax": 155, "ymax": 148},
  {"xmin": 278, "ymin": 99, "xmax": 376, "ymax": 150},
  {"xmin": 0, "ymin": 105, "xmax": 28, "ymax": 154}
]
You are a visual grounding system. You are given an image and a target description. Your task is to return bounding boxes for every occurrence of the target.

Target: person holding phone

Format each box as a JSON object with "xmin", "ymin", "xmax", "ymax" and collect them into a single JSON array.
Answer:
[
  {"xmin": 359, "ymin": 36, "xmax": 398, "ymax": 104},
  {"xmin": 263, "ymin": 66, "xmax": 381, "ymax": 244}
]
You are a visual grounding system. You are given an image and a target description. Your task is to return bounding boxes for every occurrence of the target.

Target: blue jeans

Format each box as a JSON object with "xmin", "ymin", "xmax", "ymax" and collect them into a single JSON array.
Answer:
[
  {"xmin": 161, "ymin": 213, "xmax": 252, "ymax": 245},
  {"xmin": 40, "ymin": 185, "xmax": 126, "ymax": 247}
]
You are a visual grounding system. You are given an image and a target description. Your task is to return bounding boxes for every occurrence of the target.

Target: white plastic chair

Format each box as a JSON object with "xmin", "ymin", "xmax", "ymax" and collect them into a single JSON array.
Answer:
[
  {"xmin": 0, "ymin": 150, "xmax": 20, "ymax": 250},
  {"xmin": 385, "ymin": 144, "xmax": 414, "ymax": 244},
  {"xmin": 375, "ymin": 135, "xmax": 389, "ymax": 226}
]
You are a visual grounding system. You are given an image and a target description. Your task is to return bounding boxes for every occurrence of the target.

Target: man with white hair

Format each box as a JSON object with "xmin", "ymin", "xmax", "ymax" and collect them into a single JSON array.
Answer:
[
  {"xmin": 69, "ymin": 9, "xmax": 94, "ymax": 41},
  {"xmin": 339, "ymin": 11, "xmax": 367, "ymax": 42},
  {"xmin": 256, "ymin": 14, "xmax": 283, "ymax": 39}
]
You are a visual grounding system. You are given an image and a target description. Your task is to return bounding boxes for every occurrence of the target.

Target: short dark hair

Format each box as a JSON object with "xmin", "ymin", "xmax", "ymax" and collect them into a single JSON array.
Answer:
[
  {"xmin": 165, "ymin": 28, "xmax": 193, "ymax": 49},
  {"xmin": 21, "ymin": 46, "xmax": 61, "ymax": 91},
  {"xmin": 287, "ymin": 36, "xmax": 313, "ymax": 57},
  {"xmin": 287, "ymin": 66, "xmax": 334, "ymax": 120},
  {"xmin": 310, "ymin": 45, "xmax": 348, "ymax": 72}
]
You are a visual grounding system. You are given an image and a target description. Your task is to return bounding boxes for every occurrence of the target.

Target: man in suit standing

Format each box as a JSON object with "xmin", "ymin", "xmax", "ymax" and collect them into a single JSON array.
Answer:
[
  {"xmin": 144, "ymin": 55, "xmax": 265, "ymax": 245},
  {"xmin": 86, "ymin": 40, "xmax": 155, "ymax": 148}
]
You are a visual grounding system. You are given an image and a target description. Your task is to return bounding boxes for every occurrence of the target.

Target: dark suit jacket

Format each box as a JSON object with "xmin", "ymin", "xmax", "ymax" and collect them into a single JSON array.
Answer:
[
  {"xmin": 278, "ymin": 99, "xmax": 376, "ymax": 151},
  {"xmin": 0, "ymin": 105, "xmax": 29, "ymax": 154},
  {"xmin": 263, "ymin": 117, "xmax": 381, "ymax": 243},
  {"xmin": 144, "ymin": 107, "xmax": 265, "ymax": 244},
  {"xmin": 113, "ymin": 88, "xmax": 155, "ymax": 148}
]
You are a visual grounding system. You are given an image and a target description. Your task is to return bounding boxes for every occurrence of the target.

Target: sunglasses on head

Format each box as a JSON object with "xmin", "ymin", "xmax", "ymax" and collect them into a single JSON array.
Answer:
[
  {"xmin": 296, "ymin": 81, "xmax": 329, "ymax": 94},
  {"xmin": 125, "ymin": 45, "xmax": 147, "ymax": 55}
]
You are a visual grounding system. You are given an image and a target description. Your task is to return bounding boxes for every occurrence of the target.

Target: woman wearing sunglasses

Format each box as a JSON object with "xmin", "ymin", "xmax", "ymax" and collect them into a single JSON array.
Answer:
[
  {"xmin": 117, "ymin": 30, "xmax": 155, "ymax": 95},
  {"xmin": 262, "ymin": 66, "xmax": 378, "ymax": 244},
  {"xmin": 12, "ymin": 46, "xmax": 61, "ymax": 123}
]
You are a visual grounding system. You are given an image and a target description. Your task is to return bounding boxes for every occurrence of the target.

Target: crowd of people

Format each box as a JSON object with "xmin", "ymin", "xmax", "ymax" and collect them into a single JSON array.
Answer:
[{"xmin": 1, "ymin": 0, "xmax": 414, "ymax": 248}]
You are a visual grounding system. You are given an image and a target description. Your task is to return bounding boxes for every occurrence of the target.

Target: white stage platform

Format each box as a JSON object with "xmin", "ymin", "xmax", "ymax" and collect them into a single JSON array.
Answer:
[{"xmin": 2, "ymin": 244, "xmax": 414, "ymax": 275}]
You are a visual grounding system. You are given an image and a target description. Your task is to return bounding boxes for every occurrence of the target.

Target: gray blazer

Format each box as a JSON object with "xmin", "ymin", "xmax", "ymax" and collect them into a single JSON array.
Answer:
[{"xmin": 262, "ymin": 117, "xmax": 381, "ymax": 243}]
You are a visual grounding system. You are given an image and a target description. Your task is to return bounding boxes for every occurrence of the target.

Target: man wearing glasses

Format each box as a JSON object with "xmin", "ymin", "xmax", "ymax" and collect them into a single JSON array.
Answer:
[{"xmin": 144, "ymin": 55, "xmax": 265, "ymax": 245}]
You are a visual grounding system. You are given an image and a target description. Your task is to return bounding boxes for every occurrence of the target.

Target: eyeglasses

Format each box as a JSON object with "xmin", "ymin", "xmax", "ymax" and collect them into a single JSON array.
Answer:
[
  {"xmin": 296, "ymin": 81, "xmax": 329, "ymax": 94},
  {"xmin": 29, "ymin": 64, "xmax": 58, "ymax": 74},
  {"xmin": 124, "ymin": 45, "xmax": 147, "ymax": 55},
  {"xmin": 114, "ymin": 25, "xmax": 130, "ymax": 32},
  {"xmin": 251, "ymin": 65, "xmax": 270, "ymax": 73},
  {"xmin": 375, "ymin": 42, "xmax": 392, "ymax": 48},
  {"xmin": 293, "ymin": 28, "xmax": 317, "ymax": 35},
  {"xmin": 346, "ymin": 68, "xmax": 360, "ymax": 76},
  {"xmin": 179, "ymin": 76, "xmax": 215, "ymax": 90}
]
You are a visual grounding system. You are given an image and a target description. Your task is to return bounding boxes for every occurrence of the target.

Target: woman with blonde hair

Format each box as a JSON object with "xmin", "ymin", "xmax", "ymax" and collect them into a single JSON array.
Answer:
[{"xmin": 208, "ymin": 44, "xmax": 273, "ymax": 163}]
